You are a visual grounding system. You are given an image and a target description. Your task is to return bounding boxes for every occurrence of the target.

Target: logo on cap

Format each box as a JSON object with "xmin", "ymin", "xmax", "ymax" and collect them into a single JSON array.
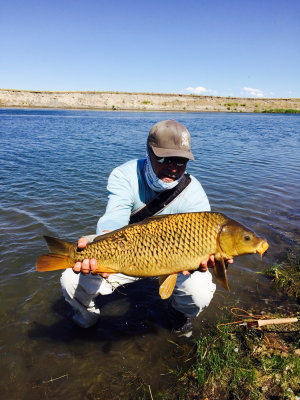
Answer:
[{"xmin": 181, "ymin": 131, "xmax": 189, "ymax": 148}]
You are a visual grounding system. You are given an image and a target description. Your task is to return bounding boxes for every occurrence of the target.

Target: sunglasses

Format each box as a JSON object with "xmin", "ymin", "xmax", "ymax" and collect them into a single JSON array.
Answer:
[{"xmin": 153, "ymin": 152, "xmax": 188, "ymax": 167}]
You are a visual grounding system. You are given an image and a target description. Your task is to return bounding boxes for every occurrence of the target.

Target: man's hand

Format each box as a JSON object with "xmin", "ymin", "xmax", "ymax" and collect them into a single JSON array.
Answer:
[
  {"xmin": 198, "ymin": 255, "xmax": 234, "ymax": 272},
  {"xmin": 182, "ymin": 255, "xmax": 234, "ymax": 275},
  {"xmin": 72, "ymin": 234, "xmax": 111, "ymax": 277},
  {"xmin": 198, "ymin": 255, "xmax": 215, "ymax": 272}
]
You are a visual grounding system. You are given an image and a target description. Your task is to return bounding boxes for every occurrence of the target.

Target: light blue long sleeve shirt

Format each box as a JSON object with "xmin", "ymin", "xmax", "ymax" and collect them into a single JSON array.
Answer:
[{"xmin": 96, "ymin": 159, "xmax": 210, "ymax": 234}]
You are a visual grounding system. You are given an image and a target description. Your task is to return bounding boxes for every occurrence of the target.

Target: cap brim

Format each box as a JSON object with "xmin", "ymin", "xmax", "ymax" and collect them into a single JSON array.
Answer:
[{"xmin": 151, "ymin": 146, "xmax": 195, "ymax": 161}]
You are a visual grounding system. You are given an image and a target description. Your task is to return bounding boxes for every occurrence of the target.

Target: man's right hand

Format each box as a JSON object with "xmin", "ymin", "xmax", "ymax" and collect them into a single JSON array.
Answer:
[{"xmin": 72, "ymin": 236, "xmax": 111, "ymax": 277}]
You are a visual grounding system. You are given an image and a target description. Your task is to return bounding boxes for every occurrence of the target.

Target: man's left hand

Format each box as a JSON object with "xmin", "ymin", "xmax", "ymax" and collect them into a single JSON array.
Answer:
[{"xmin": 181, "ymin": 255, "xmax": 234, "ymax": 275}]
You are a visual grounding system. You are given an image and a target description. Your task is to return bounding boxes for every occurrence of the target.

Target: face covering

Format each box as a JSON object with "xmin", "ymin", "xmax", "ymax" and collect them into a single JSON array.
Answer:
[{"xmin": 143, "ymin": 151, "xmax": 183, "ymax": 192}]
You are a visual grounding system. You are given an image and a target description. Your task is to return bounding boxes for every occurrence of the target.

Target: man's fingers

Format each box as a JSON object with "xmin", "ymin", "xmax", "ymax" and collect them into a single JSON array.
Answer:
[
  {"xmin": 73, "ymin": 261, "xmax": 82, "ymax": 273},
  {"xmin": 100, "ymin": 272, "xmax": 111, "ymax": 278},
  {"xmin": 78, "ymin": 237, "xmax": 89, "ymax": 248},
  {"xmin": 90, "ymin": 258, "xmax": 98, "ymax": 273},
  {"xmin": 81, "ymin": 259, "xmax": 90, "ymax": 275}
]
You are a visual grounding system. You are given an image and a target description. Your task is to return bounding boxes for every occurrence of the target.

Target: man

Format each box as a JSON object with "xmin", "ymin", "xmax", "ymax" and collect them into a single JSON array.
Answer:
[{"xmin": 61, "ymin": 120, "xmax": 228, "ymax": 336}]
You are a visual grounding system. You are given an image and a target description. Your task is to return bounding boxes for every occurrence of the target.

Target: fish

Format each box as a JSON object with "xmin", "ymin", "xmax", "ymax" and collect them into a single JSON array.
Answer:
[{"xmin": 36, "ymin": 212, "xmax": 269, "ymax": 299}]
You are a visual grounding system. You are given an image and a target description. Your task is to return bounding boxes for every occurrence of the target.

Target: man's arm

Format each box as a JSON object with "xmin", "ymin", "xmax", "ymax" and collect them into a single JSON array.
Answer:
[
  {"xmin": 73, "ymin": 164, "xmax": 135, "ymax": 274},
  {"xmin": 96, "ymin": 165, "xmax": 135, "ymax": 233}
]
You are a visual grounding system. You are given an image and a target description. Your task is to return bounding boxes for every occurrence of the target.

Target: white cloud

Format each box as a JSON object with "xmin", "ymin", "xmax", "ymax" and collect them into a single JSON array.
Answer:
[
  {"xmin": 185, "ymin": 86, "xmax": 207, "ymax": 94},
  {"xmin": 243, "ymin": 87, "xmax": 264, "ymax": 98}
]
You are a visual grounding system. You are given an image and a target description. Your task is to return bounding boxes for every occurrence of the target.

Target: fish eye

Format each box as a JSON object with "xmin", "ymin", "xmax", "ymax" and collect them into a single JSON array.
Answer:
[{"xmin": 244, "ymin": 235, "xmax": 251, "ymax": 241}]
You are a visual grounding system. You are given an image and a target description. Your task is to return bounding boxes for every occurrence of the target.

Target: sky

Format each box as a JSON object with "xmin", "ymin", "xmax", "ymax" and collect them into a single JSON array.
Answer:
[{"xmin": 1, "ymin": 0, "xmax": 299, "ymax": 98}]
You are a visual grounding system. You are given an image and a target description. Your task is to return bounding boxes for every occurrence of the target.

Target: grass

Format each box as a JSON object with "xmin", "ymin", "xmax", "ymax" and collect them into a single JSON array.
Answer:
[
  {"xmin": 264, "ymin": 248, "xmax": 300, "ymax": 297},
  {"xmin": 165, "ymin": 310, "xmax": 300, "ymax": 400},
  {"xmin": 262, "ymin": 109, "xmax": 300, "ymax": 114},
  {"xmin": 193, "ymin": 325, "xmax": 260, "ymax": 398}
]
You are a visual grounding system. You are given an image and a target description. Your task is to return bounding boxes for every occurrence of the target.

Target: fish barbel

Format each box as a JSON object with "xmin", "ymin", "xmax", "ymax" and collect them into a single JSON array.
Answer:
[{"xmin": 36, "ymin": 212, "xmax": 269, "ymax": 299}]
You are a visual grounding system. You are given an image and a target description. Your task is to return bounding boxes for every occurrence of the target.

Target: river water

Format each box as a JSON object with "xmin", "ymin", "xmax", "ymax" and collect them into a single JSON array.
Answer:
[{"xmin": 0, "ymin": 109, "xmax": 299, "ymax": 399}]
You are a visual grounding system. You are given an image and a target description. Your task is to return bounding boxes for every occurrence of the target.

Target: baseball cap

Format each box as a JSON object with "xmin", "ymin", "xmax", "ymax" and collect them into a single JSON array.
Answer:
[{"xmin": 147, "ymin": 120, "xmax": 194, "ymax": 161}]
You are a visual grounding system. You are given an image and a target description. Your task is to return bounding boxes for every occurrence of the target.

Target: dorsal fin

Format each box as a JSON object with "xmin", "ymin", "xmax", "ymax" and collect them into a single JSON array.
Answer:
[{"xmin": 43, "ymin": 236, "xmax": 73, "ymax": 255}]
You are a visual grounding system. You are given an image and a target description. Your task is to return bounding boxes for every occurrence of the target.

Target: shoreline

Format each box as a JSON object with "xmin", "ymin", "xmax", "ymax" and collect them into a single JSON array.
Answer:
[{"xmin": 1, "ymin": 89, "xmax": 300, "ymax": 113}]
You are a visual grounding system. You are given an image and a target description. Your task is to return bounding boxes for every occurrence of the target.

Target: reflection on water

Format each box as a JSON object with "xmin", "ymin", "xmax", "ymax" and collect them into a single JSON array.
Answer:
[{"xmin": 0, "ymin": 109, "xmax": 299, "ymax": 399}]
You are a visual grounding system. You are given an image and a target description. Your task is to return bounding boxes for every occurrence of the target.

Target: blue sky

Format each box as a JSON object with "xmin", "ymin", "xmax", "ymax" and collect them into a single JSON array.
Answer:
[{"xmin": 1, "ymin": 0, "xmax": 299, "ymax": 98}]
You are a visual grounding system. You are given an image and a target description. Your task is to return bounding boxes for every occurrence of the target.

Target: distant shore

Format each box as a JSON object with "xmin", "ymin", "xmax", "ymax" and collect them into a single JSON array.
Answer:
[{"xmin": 1, "ymin": 89, "xmax": 299, "ymax": 113}]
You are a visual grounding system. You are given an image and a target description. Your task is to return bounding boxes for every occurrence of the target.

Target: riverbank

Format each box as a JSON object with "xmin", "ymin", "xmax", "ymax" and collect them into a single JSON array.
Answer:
[
  {"xmin": 1, "ymin": 89, "xmax": 300, "ymax": 113},
  {"xmin": 156, "ymin": 247, "xmax": 300, "ymax": 400}
]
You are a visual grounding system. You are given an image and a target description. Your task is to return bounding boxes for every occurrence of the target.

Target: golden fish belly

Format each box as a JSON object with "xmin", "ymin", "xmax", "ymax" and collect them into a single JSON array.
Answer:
[{"xmin": 72, "ymin": 212, "xmax": 227, "ymax": 276}]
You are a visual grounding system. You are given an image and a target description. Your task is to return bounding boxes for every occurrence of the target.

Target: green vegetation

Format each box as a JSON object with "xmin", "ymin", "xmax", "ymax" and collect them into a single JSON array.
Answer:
[
  {"xmin": 265, "ymin": 249, "xmax": 300, "ymax": 298},
  {"xmin": 142, "ymin": 100, "xmax": 151, "ymax": 104},
  {"xmin": 155, "ymin": 310, "xmax": 299, "ymax": 400},
  {"xmin": 224, "ymin": 102, "xmax": 239, "ymax": 107},
  {"xmin": 262, "ymin": 109, "xmax": 300, "ymax": 114},
  {"xmin": 193, "ymin": 325, "xmax": 259, "ymax": 398}
]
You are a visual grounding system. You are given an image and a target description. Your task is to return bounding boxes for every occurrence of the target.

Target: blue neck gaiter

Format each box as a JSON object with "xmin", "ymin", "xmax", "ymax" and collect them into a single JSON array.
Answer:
[{"xmin": 143, "ymin": 151, "xmax": 183, "ymax": 192}]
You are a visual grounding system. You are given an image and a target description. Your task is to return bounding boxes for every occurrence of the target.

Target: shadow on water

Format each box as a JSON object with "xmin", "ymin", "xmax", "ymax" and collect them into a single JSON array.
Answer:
[{"xmin": 28, "ymin": 279, "xmax": 171, "ymax": 346}]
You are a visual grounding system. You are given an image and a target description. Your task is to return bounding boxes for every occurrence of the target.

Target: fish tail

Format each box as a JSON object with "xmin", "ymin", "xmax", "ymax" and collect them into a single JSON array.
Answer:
[
  {"xmin": 36, "ymin": 236, "xmax": 73, "ymax": 272},
  {"xmin": 36, "ymin": 254, "xmax": 71, "ymax": 271}
]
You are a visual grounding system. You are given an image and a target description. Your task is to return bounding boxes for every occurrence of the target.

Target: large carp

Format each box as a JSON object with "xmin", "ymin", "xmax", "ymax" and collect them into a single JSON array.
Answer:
[{"xmin": 36, "ymin": 212, "xmax": 268, "ymax": 299}]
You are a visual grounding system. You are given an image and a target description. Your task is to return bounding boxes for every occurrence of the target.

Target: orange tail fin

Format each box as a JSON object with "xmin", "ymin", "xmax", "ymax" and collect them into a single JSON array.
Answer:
[
  {"xmin": 36, "ymin": 254, "xmax": 71, "ymax": 271},
  {"xmin": 36, "ymin": 236, "xmax": 73, "ymax": 272}
]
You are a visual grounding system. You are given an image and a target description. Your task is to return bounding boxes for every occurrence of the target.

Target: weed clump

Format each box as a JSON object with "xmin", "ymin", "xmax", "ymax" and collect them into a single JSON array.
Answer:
[
  {"xmin": 265, "ymin": 248, "xmax": 300, "ymax": 298},
  {"xmin": 178, "ymin": 313, "xmax": 300, "ymax": 400}
]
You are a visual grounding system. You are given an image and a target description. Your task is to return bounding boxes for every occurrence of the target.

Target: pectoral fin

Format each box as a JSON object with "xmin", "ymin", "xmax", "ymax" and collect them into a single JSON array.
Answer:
[
  {"xmin": 159, "ymin": 274, "xmax": 178, "ymax": 299},
  {"xmin": 213, "ymin": 258, "xmax": 230, "ymax": 291}
]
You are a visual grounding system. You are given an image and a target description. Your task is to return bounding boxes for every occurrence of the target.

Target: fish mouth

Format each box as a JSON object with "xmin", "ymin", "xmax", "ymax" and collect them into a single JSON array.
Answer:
[{"xmin": 256, "ymin": 240, "xmax": 269, "ymax": 259}]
